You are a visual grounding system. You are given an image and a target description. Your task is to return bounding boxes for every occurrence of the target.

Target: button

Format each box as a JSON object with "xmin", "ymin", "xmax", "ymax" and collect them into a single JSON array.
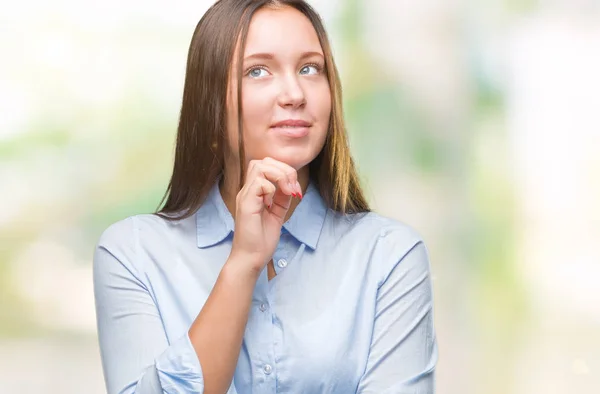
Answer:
[
  {"xmin": 259, "ymin": 303, "xmax": 267, "ymax": 312},
  {"xmin": 277, "ymin": 259, "xmax": 288, "ymax": 268},
  {"xmin": 263, "ymin": 364, "xmax": 272, "ymax": 375}
]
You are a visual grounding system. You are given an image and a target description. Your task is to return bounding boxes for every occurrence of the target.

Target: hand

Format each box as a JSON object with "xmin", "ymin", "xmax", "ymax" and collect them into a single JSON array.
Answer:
[{"xmin": 228, "ymin": 157, "xmax": 303, "ymax": 274}]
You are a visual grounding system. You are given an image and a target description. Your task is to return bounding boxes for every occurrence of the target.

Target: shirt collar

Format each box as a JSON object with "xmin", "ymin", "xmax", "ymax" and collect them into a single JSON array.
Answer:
[
  {"xmin": 195, "ymin": 179, "xmax": 235, "ymax": 248},
  {"xmin": 282, "ymin": 181, "xmax": 327, "ymax": 250},
  {"xmin": 196, "ymin": 178, "xmax": 328, "ymax": 250}
]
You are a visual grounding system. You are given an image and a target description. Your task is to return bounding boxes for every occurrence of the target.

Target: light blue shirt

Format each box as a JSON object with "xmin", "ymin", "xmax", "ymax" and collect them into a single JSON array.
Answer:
[{"xmin": 93, "ymin": 179, "xmax": 438, "ymax": 394}]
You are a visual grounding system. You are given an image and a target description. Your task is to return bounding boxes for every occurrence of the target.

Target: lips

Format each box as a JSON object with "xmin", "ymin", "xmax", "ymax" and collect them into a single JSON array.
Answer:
[
  {"xmin": 270, "ymin": 119, "xmax": 312, "ymax": 128},
  {"xmin": 270, "ymin": 119, "xmax": 312, "ymax": 138}
]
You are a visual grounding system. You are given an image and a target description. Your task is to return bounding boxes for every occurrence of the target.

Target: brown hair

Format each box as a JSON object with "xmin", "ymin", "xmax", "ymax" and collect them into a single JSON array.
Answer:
[{"xmin": 156, "ymin": 0, "xmax": 369, "ymax": 220}]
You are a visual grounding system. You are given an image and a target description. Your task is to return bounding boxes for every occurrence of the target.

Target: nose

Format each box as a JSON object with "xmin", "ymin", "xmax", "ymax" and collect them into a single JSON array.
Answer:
[{"xmin": 277, "ymin": 74, "xmax": 306, "ymax": 109}]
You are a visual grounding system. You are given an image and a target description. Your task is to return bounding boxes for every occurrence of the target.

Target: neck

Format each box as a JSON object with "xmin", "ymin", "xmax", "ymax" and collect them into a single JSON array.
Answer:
[{"xmin": 219, "ymin": 164, "xmax": 310, "ymax": 222}]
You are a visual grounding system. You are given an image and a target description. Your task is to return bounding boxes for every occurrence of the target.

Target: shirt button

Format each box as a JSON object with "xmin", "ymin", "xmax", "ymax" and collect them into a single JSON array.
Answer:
[
  {"xmin": 259, "ymin": 303, "xmax": 267, "ymax": 312},
  {"xmin": 277, "ymin": 258, "xmax": 288, "ymax": 268},
  {"xmin": 263, "ymin": 364, "xmax": 272, "ymax": 375}
]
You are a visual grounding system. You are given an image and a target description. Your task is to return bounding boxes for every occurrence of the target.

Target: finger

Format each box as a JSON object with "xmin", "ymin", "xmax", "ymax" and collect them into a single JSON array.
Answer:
[
  {"xmin": 270, "ymin": 195, "xmax": 293, "ymax": 223},
  {"xmin": 261, "ymin": 157, "xmax": 302, "ymax": 197},
  {"xmin": 239, "ymin": 176, "xmax": 276, "ymax": 213},
  {"xmin": 246, "ymin": 160, "xmax": 296, "ymax": 196},
  {"xmin": 250, "ymin": 178, "xmax": 291, "ymax": 219}
]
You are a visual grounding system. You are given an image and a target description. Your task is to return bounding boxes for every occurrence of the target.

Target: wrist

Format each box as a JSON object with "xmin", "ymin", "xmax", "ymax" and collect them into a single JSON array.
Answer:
[{"xmin": 223, "ymin": 252, "xmax": 265, "ymax": 281}]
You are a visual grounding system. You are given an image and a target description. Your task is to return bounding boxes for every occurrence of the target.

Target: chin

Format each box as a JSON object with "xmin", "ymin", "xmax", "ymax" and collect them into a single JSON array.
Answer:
[{"xmin": 266, "ymin": 150, "xmax": 316, "ymax": 171}]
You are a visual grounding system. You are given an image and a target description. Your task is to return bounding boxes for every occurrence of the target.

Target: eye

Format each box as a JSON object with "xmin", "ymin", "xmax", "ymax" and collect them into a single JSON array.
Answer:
[
  {"xmin": 300, "ymin": 64, "xmax": 321, "ymax": 75},
  {"xmin": 247, "ymin": 67, "xmax": 269, "ymax": 78}
]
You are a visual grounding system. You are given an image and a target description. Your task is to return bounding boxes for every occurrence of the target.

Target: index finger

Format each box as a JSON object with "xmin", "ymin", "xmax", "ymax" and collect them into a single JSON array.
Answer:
[{"xmin": 261, "ymin": 157, "xmax": 301, "ymax": 197}]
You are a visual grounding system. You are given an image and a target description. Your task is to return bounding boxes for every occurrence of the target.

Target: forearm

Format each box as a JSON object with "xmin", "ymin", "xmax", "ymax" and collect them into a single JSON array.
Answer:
[{"xmin": 188, "ymin": 255, "xmax": 261, "ymax": 394}]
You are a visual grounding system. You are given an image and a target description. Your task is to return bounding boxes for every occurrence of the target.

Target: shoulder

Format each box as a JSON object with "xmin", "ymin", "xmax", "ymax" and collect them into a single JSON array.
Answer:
[
  {"xmin": 94, "ymin": 213, "xmax": 182, "ymax": 273},
  {"xmin": 95, "ymin": 211, "xmax": 198, "ymax": 268},
  {"xmin": 328, "ymin": 210, "xmax": 423, "ymax": 249},
  {"xmin": 96, "ymin": 213, "xmax": 163, "ymax": 249},
  {"xmin": 367, "ymin": 212, "xmax": 432, "ymax": 286},
  {"xmin": 328, "ymin": 210, "xmax": 430, "ymax": 286},
  {"xmin": 93, "ymin": 215, "xmax": 139, "ymax": 282},
  {"xmin": 97, "ymin": 212, "xmax": 194, "ymax": 247},
  {"xmin": 95, "ymin": 215, "xmax": 137, "ymax": 255}
]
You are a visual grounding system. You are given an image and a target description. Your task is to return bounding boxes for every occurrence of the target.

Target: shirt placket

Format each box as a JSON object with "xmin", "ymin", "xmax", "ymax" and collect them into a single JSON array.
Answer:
[
  {"xmin": 250, "ymin": 266, "xmax": 277, "ymax": 393},
  {"xmin": 273, "ymin": 233, "xmax": 292, "ymax": 277}
]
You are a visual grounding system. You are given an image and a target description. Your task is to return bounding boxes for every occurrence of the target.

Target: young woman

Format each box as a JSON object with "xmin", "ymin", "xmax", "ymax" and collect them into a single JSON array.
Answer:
[{"xmin": 93, "ymin": 1, "xmax": 438, "ymax": 393}]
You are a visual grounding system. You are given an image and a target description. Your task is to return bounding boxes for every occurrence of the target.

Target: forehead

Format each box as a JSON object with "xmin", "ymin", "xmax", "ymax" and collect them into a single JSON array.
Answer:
[{"xmin": 243, "ymin": 6, "xmax": 323, "ymax": 56}]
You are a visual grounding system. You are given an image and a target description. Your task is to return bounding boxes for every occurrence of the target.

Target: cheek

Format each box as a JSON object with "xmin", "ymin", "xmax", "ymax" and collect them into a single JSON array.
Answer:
[
  {"xmin": 315, "ymin": 85, "xmax": 332, "ymax": 124},
  {"xmin": 242, "ymin": 88, "xmax": 272, "ymax": 127},
  {"xmin": 226, "ymin": 84, "xmax": 270, "ymax": 156},
  {"xmin": 241, "ymin": 88, "xmax": 274, "ymax": 153}
]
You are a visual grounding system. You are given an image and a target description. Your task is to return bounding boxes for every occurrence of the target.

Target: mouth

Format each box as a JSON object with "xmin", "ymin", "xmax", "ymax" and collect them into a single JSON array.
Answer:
[{"xmin": 270, "ymin": 119, "xmax": 312, "ymax": 138}]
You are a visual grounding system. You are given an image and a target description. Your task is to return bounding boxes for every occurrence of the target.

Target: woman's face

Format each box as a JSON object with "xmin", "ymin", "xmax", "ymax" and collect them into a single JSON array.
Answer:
[{"xmin": 226, "ymin": 5, "xmax": 332, "ymax": 171}]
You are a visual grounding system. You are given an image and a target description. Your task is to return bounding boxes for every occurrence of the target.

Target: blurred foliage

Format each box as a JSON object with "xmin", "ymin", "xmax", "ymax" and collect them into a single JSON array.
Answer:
[
  {"xmin": 0, "ymin": 128, "xmax": 72, "ymax": 159},
  {"xmin": 336, "ymin": 0, "xmax": 443, "ymax": 176},
  {"xmin": 0, "ymin": 247, "xmax": 39, "ymax": 337},
  {"xmin": 504, "ymin": 0, "xmax": 539, "ymax": 14}
]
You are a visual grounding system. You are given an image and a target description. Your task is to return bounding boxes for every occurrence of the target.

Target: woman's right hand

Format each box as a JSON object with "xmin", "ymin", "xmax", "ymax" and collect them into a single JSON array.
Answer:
[{"xmin": 228, "ymin": 157, "xmax": 303, "ymax": 275}]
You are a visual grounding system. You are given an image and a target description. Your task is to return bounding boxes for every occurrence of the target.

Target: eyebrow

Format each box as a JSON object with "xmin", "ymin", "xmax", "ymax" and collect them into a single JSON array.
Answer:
[{"xmin": 243, "ymin": 51, "xmax": 324, "ymax": 62}]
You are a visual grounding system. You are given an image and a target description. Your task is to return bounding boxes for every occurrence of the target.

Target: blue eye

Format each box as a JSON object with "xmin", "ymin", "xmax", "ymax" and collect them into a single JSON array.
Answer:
[
  {"xmin": 300, "ymin": 65, "xmax": 320, "ymax": 75},
  {"xmin": 248, "ymin": 67, "xmax": 269, "ymax": 78}
]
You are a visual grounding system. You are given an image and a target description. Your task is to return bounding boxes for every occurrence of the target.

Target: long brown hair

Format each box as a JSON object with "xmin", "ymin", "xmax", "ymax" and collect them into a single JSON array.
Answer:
[{"xmin": 156, "ymin": 0, "xmax": 369, "ymax": 220}]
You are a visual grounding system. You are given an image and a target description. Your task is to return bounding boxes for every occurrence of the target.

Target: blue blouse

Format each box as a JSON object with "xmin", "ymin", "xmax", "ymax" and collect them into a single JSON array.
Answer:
[{"xmin": 93, "ymin": 179, "xmax": 438, "ymax": 394}]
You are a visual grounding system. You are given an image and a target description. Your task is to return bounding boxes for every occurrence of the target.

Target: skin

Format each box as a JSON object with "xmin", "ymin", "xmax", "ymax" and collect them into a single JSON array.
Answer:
[{"xmin": 188, "ymin": 6, "xmax": 332, "ymax": 394}]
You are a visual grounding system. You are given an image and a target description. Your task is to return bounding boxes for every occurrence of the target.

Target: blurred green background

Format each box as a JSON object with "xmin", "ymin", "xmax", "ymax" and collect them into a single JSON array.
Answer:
[{"xmin": 1, "ymin": 0, "xmax": 599, "ymax": 393}]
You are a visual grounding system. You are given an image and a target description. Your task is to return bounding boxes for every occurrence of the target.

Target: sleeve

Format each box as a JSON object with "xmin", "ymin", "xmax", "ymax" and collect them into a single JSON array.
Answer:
[
  {"xmin": 93, "ymin": 217, "xmax": 205, "ymax": 394},
  {"xmin": 356, "ymin": 240, "xmax": 439, "ymax": 394}
]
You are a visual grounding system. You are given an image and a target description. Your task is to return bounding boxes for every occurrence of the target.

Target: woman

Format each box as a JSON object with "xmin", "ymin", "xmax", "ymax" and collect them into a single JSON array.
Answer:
[{"xmin": 93, "ymin": 0, "xmax": 438, "ymax": 393}]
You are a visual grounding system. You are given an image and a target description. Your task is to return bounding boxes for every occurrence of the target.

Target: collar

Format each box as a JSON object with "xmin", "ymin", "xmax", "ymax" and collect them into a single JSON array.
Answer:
[
  {"xmin": 281, "ymin": 181, "xmax": 327, "ymax": 250},
  {"xmin": 196, "ymin": 178, "xmax": 327, "ymax": 250}
]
